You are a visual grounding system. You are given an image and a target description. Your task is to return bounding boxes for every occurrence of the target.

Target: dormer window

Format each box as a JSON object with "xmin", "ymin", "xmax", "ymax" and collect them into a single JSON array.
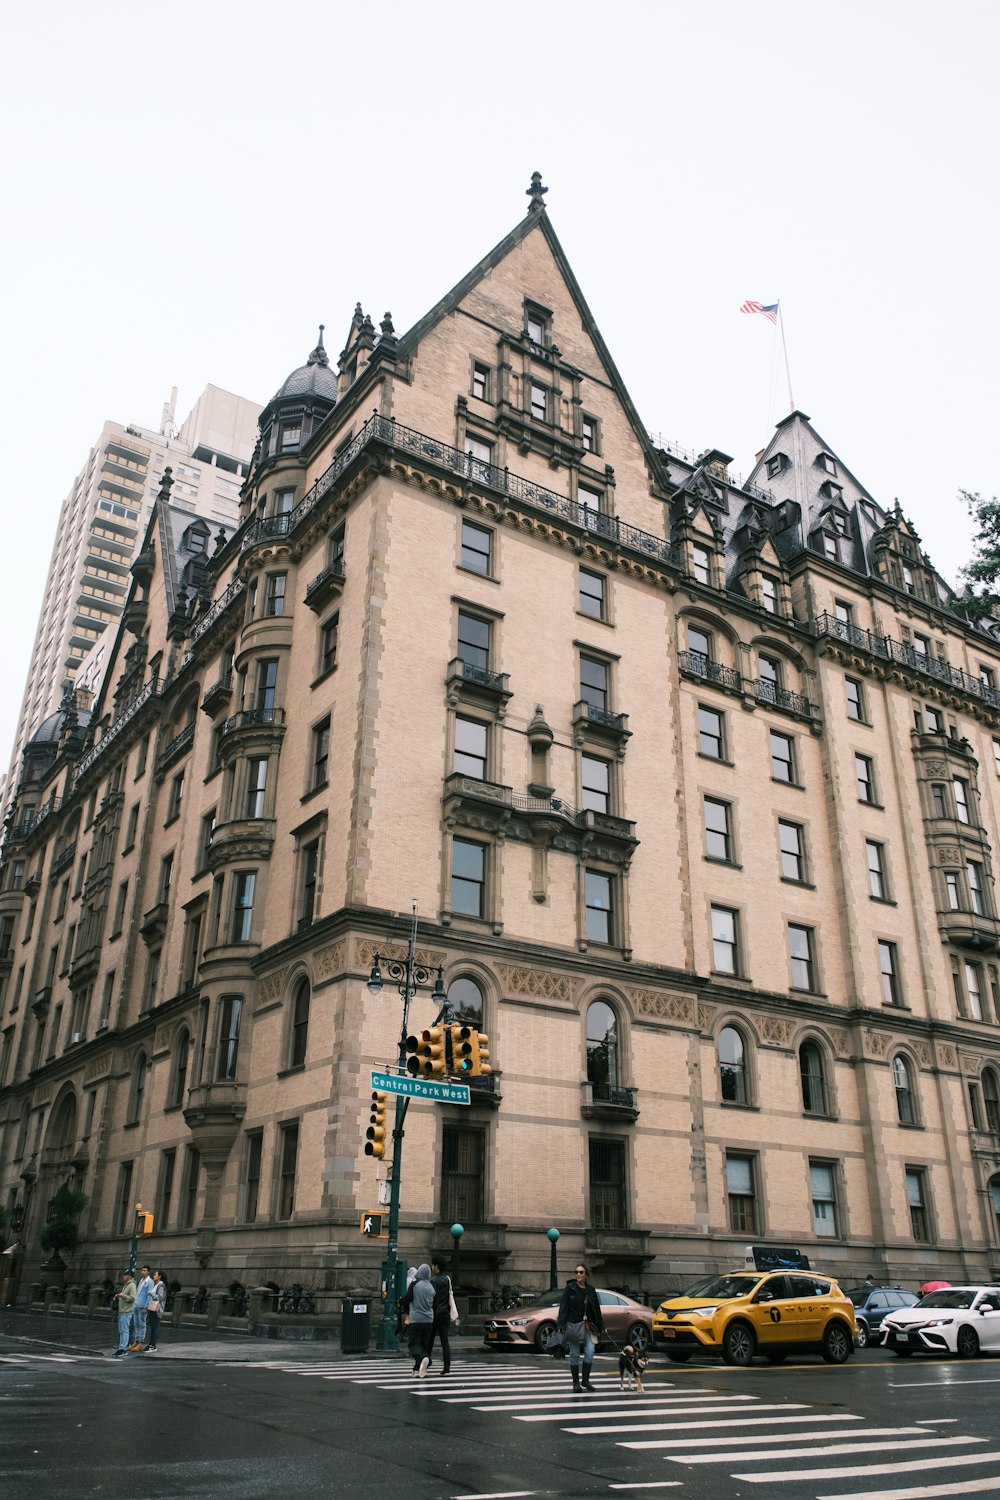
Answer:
[
  {"xmin": 280, "ymin": 423, "xmax": 301, "ymax": 452},
  {"xmin": 821, "ymin": 481, "xmax": 844, "ymax": 503},
  {"xmin": 524, "ymin": 301, "xmax": 551, "ymax": 346},
  {"xmin": 902, "ymin": 564, "xmax": 916, "ymax": 595},
  {"xmin": 823, "ymin": 533, "xmax": 839, "ymax": 561},
  {"xmin": 692, "ymin": 544, "xmax": 712, "ymax": 586},
  {"xmin": 766, "ymin": 453, "xmax": 787, "ymax": 479},
  {"xmin": 817, "ymin": 453, "xmax": 837, "ymax": 475},
  {"xmin": 183, "ymin": 523, "xmax": 209, "ymax": 554},
  {"xmin": 761, "ymin": 575, "xmax": 779, "ymax": 614}
]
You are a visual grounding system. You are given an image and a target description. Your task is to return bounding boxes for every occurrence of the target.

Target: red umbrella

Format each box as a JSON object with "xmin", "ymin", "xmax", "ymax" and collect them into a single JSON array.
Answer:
[{"xmin": 919, "ymin": 1280, "xmax": 951, "ymax": 1296}]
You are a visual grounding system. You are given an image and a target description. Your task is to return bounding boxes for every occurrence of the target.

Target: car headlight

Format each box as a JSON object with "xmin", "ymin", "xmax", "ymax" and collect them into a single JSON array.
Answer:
[
  {"xmin": 921, "ymin": 1318, "xmax": 954, "ymax": 1328},
  {"xmin": 508, "ymin": 1318, "xmax": 530, "ymax": 1327},
  {"xmin": 690, "ymin": 1305, "xmax": 720, "ymax": 1318}
]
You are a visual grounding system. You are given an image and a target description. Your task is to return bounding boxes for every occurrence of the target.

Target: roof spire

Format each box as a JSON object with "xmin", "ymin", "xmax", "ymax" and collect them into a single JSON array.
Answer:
[
  {"xmin": 307, "ymin": 324, "xmax": 329, "ymax": 367},
  {"xmin": 526, "ymin": 170, "xmax": 548, "ymax": 213}
]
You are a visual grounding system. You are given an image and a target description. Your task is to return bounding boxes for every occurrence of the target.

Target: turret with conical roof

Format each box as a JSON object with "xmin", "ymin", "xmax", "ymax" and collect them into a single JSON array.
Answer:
[{"xmin": 255, "ymin": 326, "xmax": 338, "ymax": 470}]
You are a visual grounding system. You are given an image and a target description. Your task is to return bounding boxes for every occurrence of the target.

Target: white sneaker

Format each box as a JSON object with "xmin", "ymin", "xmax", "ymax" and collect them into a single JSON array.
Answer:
[{"xmin": 418, "ymin": 1357, "xmax": 429, "ymax": 1378}]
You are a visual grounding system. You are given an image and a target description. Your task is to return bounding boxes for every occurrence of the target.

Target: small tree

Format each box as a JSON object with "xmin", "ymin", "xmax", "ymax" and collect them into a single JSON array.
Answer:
[
  {"xmin": 38, "ymin": 1185, "xmax": 89, "ymax": 1260},
  {"xmin": 958, "ymin": 490, "xmax": 1000, "ymax": 622}
]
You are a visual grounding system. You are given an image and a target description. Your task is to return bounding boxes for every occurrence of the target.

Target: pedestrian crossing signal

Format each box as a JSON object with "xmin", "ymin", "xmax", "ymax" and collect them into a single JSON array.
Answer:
[
  {"xmin": 365, "ymin": 1092, "xmax": 387, "ymax": 1158},
  {"xmin": 360, "ymin": 1211, "xmax": 385, "ymax": 1237},
  {"xmin": 135, "ymin": 1211, "xmax": 154, "ymax": 1236}
]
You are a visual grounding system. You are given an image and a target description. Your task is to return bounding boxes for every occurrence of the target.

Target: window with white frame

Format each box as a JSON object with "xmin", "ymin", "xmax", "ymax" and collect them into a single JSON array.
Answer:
[
  {"xmin": 810, "ymin": 1160, "xmax": 838, "ymax": 1237},
  {"xmin": 718, "ymin": 1025, "xmax": 749, "ymax": 1103},
  {"xmin": 454, "ymin": 717, "xmax": 488, "ymax": 780}
]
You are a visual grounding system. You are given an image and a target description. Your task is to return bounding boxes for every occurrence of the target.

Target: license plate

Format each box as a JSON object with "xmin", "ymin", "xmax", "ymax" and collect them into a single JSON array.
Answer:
[
  {"xmin": 486, "ymin": 1332, "xmax": 498, "ymax": 1340},
  {"xmin": 895, "ymin": 1332, "xmax": 908, "ymax": 1343},
  {"xmin": 661, "ymin": 1328, "xmax": 676, "ymax": 1338}
]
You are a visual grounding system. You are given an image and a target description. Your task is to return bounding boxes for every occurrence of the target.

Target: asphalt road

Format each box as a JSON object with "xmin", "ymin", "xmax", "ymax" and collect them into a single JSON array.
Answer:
[{"xmin": 4, "ymin": 1314, "xmax": 1000, "ymax": 1500}]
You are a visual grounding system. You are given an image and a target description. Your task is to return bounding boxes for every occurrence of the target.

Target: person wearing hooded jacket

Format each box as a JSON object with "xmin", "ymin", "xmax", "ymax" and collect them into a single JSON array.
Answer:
[
  {"xmin": 557, "ymin": 1262, "xmax": 604, "ymax": 1392},
  {"xmin": 400, "ymin": 1262, "xmax": 435, "ymax": 1376}
]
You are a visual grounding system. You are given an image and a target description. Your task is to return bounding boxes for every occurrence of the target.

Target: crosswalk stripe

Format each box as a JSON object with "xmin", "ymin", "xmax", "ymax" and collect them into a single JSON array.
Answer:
[
  {"xmin": 619, "ymin": 1413, "xmax": 862, "ymax": 1446},
  {"xmin": 817, "ymin": 1479, "xmax": 1000, "ymax": 1500},
  {"xmin": 497, "ymin": 1394, "xmax": 753, "ymax": 1416},
  {"xmin": 735, "ymin": 1452, "xmax": 1000, "ymax": 1483},
  {"xmin": 611, "ymin": 1425, "xmax": 930, "ymax": 1450},
  {"xmin": 667, "ymin": 1436, "xmax": 984, "ymax": 1465}
]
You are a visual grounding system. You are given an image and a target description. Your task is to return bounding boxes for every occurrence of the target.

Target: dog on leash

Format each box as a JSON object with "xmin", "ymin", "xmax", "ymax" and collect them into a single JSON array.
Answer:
[{"xmin": 618, "ymin": 1343, "xmax": 648, "ymax": 1393}]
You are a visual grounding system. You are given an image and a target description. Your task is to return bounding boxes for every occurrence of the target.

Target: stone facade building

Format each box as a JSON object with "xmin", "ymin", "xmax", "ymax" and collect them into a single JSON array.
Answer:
[{"xmin": 3, "ymin": 178, "xmax": 1000, "ymax": 1307}]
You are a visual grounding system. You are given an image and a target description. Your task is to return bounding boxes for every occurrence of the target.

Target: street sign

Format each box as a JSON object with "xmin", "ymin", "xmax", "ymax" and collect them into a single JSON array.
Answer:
[
  {"xmin": 370, "ymin": 1069, "xmax": 470, "ymax": 1105},
  {"xmin": 361, "ymin": 1211, "xmax": 387, "ymax": 1238}
]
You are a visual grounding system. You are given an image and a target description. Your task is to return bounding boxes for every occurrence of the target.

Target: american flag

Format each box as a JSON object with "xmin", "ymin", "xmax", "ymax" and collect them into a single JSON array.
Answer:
[{"xmin": 740, "ymin": 301, "xmax": 779, "ymax": 324}]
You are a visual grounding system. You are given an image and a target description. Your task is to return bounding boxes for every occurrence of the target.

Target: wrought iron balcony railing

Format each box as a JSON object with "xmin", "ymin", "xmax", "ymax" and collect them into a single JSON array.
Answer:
[
  {"xmin": 813, "ymin": 612, "xmax": 1000, "ymax": 709},
  {"xmin": 73, "ymin": 678, "xmax": 164, "ymax": 785},
  {"xmin": 221, "ymin": 707, "xmax": 285, "ymax": 736},
  {"xmin": 678, "ymin": 650, "xmax": 744, "ymax": 692},
  {"xmin": 753, "ymin": 678, "xmax": 812, "ymax": 716}
]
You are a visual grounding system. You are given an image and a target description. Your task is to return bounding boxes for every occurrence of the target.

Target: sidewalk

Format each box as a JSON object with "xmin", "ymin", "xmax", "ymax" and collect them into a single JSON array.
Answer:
[{"xmin": 0, "ymin": 1306, "xmax": 491, "ymax": 1363}]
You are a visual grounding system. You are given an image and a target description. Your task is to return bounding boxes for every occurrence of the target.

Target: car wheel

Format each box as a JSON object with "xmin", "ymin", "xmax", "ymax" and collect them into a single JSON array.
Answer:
[
  {"xmin": 626, "ymin": 1322, "xmax": 650, "ymax": 1354},
  {"xmin": 763, "ymin": 1351, "xmax": 787, "ymax": 1364},
  {"xmin": 855, "ymin": 1319, "xmax": 869, "ymax": 1349},
  {"xmin": 665, "ymin": 1350, "xmax": 692, "ymax": 1363},
  {"xmin": 534, "ymin": 1321, "xmax": 558, "ymax": 1352},
  {"xmin": 957, "ymin": 1324, "xmax": 980, "ymax": 1359},
  {"xmin": 721, "ymin": 1321, "xmax": 756, "ymax": 1366},
  {"xmin": 821, "ymin": 1321, "xmax": 853, "ymax": 1364}
]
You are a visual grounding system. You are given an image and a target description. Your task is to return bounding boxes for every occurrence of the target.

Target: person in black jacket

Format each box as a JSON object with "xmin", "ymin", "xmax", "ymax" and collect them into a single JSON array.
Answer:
[
  {"xmin": 557, "ymin": 1262, "xmax": 604, "ymax": 1392},
  {"xmin": 428, "ymin": 1257, "xmax": 455, "ymax": 1376}
]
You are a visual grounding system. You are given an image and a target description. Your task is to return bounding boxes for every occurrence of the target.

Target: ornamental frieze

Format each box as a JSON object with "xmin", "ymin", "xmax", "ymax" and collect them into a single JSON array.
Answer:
[
  {"xmin": 633, "ymin": 989, "xmax": 696, "ymax": 1024},
  {"xmin": 496, "ymin": 964, "xmax": 578, "ymax": 1003},
  {"xmin": 923, "ymin": 759, "xmax": 949, "ymax": 778},
  {"xmin": 760, "ymin": 1015, "xmax": 789, "ymax": 1047},
  {"xmin": 937, "ymin": 847, "xmax": 962, "ymax": 866},
  {"xmin": 85, "ymin": 1054, "xmax": 112, "ymax": 1083},
  {"xmin": 355, "ymin": 937, "xmax": 447, "ymax": 973},
  {"xmin": 863, "ymin": 1028, "xmax": 889, "ymax": 1058},
  {"xmin": 257, "ymin": 968, "xmax": 289, "ymax": 1005},
  {"xmin": 830, "ymin": 1028, "xmax": 849, "ymax": 1058},
  {"xmin": 938, "ymin": 1044, "xmax": 957, "ymax": 1068},
  {"xmin": 916, "ymin": 1041, "xmax": 933, "ymax": 1067},
  {"xmin": 698, "ymin": 1003, "xmax": 716, "ymax": 1032},
  {"xmin": 314, "ymin": 941, "xmax": 347, "ymax": 981}
]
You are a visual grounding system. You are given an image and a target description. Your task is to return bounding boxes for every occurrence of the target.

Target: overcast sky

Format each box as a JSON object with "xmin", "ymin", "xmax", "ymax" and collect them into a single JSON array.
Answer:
[{"xmin": 2, "ymin": 0, "xmax": 997, "ymax": 771}]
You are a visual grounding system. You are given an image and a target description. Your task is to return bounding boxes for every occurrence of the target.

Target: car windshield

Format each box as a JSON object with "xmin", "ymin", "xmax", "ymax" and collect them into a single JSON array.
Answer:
[
  {"xmin": 679, "ymin": 1275, "xmax": 760, "ymax": 1299},
  {"xmin": 915, "ymin": 1289, "xmax": 979, "ymax": 1310},
  {"xmin": 520, "ymin": 1294, "xmax": 560, "ymax": 1311}
]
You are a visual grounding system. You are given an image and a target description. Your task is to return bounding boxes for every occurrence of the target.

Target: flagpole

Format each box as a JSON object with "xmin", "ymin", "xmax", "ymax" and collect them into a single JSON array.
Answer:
[{"xmin": 777, "ymin": 303, "xmax": 795, "ymax": 412}]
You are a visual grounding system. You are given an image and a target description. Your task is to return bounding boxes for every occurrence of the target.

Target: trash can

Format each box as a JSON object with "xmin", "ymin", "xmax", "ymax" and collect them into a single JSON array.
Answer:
[{"xmin": 341, "ymin": 1297, "xmax": 371, "ymax": 1353}]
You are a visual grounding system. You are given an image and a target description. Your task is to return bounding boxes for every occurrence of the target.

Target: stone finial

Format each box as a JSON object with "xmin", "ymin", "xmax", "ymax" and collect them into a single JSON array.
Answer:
[
  {"xmin": 158, "ymin": 466, "xmax": 174, "ymax": 500},
  {"xmin": 307, "ymin": 325, "xmax": 329, "ymax": 367},
  {"xmin": 214, "ymin": 527, "xmax": 228, "ymax": 554},
  {"xmin": 527, "ymin": 705, "xmax": 554, "ymax": 750},
  {"xmin": 380, "ymin": 312, "xmax": 395, "ymax": 338},
  {"xmin": 526, "ymin": 171, "xmax": 548, "ymax": 212}
]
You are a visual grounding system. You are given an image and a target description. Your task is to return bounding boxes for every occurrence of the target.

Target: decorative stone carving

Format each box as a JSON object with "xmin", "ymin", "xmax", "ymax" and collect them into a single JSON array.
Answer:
[
  {"xmin": 938, "ymin": 846, "xmax": 962, "ymax": 866},
  {"xmin": 939, "ymin": 1044, "xmax": 956, "ymax": 1068},
  {"xmin": 761, "ymin": 1015, "xmax": 789, "ymax": 1046},
  {"xmin": 863, "ymin": 1028, "xmax": 889, "ymax": 1057},
  {"xmin": 830, "ymin": 1028, "xmax": 849, "ymax": 1058},
  {"xmin": 356, "ymin": 937, "xmax": 446, "ymax": 972},
  {"xmin": 916, "ymin": 1041, "xmax": 933, "ymax": 1067},
  {"xmin": 257, "ymin": 968, "xmax": 288, "ymax": 1006},
  {"xmin": 496, "ymin": 964, "xmax": 578, "ymax": 1002},
  {"xmin": 314, "ymin": 941, "xmax": 347, "ymax": 981},
  {"xmin": 632, "ymin": 989, "xmax": 696, "ymax": 1024},
  {"xmin": 698, "ymin": 1003, "xmax": 716, "ymax": 1032}
]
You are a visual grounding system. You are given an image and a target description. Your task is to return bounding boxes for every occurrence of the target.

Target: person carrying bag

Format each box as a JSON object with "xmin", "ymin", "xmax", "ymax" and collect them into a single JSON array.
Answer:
[{"xmin": 557, "ymin": 1262, "xmax": 604, "ymax": 1393}]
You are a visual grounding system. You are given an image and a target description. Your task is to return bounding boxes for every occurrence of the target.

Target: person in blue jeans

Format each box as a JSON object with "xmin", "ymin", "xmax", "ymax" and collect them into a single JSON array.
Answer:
[
  {"xmin": 112, "ymin": 1270, "xmax": 136, "ymax": 1357},
  {"xmin": 131, "ymin": 1266, "xmax": 153, "ymax": 1351},
  {"xmin": 557, "ymin": 1262, "xmax": 604, "ymax": 1393}
]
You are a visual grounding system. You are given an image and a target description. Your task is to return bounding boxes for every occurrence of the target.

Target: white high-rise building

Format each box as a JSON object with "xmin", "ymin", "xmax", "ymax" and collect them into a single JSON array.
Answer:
[{"xmin": 2, "ymin": 385, "xmax": 260, "ymax": 822}]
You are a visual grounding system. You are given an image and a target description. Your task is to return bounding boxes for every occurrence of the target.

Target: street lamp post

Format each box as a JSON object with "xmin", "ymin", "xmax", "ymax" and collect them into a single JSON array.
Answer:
[
  {"xmin": 367, "ymin": 902, "xmax": 446, "ymax": 1352},
  {"xmin": 547, "ymin": 1227, "xmax": 560, "ymax": 1289},
  {"xmin": 450, "ymin": 1222, "xmax": 464, "ymax": 1292}
]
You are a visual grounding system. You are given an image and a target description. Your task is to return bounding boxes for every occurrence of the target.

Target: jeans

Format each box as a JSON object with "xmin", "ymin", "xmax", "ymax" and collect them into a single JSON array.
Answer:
[
  {"xmin": 133, "ymin": 1306, "xmax": 148, "ymax": 1343},
  {"xmin": 567, "ymin": 1327, "xmax": 595, "ymax": 1369},
  {"xmin": 117, "ymin": 1312, "xmax": 133, "ymax": 1352},
  {"xmin": 146, "ymin": 1310, "xmax": 160, "ymax": 1348}
]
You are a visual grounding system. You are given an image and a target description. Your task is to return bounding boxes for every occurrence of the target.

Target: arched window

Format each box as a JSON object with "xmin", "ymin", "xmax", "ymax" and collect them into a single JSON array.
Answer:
[
  {"xmin": 169, "ymin": 1029, "xmax": 190, "ymax": 1108},
  {"xmin": 448, "ymin": 976, "xmax": 484, "ymax": 1027},
  {"xmin": 586, "ymin": 1001, "xmax": 618, "ymax": 1089},
  {"xmin": 50, "ymin": 1094, "xmax": 77, "ymax": 1152},
  {"xmin": 984, "ymin": 1069, "xmax": 1000, "ymax": 1134},
  {"xmin": 129, "ymin": 1055, "xmax": 148, "ymax": 1124},
  {"xmin": 289, "ymin": 978, "xmax": 310, "ymax": 1069},
  {"xmin": 718, "ymin": 1026, "xmax": 748, "ymax": 1103},
  {"xmin": 893, "ymin": 1055, "xmax": 915, "ymax": 1124},
  {"xmin": 800, "ymin": 1042, "xmax": 827, "ymax": 1115}
]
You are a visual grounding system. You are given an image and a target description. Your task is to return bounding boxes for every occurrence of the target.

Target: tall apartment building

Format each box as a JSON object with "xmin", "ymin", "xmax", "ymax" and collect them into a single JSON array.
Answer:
[
  {"xmin": 2, "ymin": 386, "xmax": 261, "ymax": 827},
  {"xmin": 3, "ymin": 179, "xmax": 1000, "ymax": 1313}
]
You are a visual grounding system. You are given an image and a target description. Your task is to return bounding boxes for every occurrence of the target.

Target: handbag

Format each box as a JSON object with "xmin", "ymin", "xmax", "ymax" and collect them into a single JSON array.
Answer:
[
  {"xmin": 448, "ymin": 1279, "xmax": 459, "ymax": 1325},
  {"xmin": 564, "ymin": 1319, "xmax": 586, "ymax": 1344}
]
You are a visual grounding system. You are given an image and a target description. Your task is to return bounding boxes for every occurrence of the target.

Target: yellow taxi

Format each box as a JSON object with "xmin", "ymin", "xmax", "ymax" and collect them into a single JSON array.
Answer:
[{"xmin": 652, "ymin": 1268, "xmax": 857, "ymax": 1366}]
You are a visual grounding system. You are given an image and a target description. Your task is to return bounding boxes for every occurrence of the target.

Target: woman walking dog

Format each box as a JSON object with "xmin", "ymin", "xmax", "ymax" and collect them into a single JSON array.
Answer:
[{"xmin": 557, "ymin": 1262, "xmax": 604, "ymax": 1393}]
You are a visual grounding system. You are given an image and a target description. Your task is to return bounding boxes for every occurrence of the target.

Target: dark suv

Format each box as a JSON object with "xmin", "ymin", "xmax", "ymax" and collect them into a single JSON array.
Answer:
[{"xmin": 844, "ymin": 1286, "xmax": 918, "ymax": 1347}]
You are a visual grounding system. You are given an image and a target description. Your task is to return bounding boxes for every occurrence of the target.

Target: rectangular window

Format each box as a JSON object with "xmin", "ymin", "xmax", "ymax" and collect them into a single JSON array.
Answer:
[
  {"xmin": 460, "ymin": 520, "xmax": 492, "ymax": 576},
  {"xmin": 114, "ymin": 1162, "xmax": 134, "ymax": 1236},
  {"xmin": 320, "ymin": 615, "xmax": 339, "ymax": 675},
  {"xmin": 231, "ymin": 872, "xmax": 256, "ymax": 943},
  {"xmin": 580, "ymin": 654, "xmax": 609, "ymax": 713},
  {"xmin": 688, "ymin": 624, "xmax": 712, "ymax": 661},
  {"xmin": 216, "ymin": 996, "xmax": 243, "ymax": 1079},
  {"xmin": 968, "ymin": 860, "xmax": 987, "ymax": 915},
  {"xmin": 585, "ymin": 870, "xmax": 613, "ymax": 944},
  {"xmin": 454, "ymin": 716, "xmax": 488, "ymax": 779},
  {"xmin": 770, "ymin": 730, "xmax": 794, "ymax": 782},
  {"xmin": 761, "ymin": 575, "xmax": 778, "ymax": 614},
  {"xmin": 529, "ymin": 382, "xmax": 549, "ymax": 421},
  {"xmin": 254, "ymin": 658, "xmax": 279, "ymax": 715},
  {"xmin": 965, "ymin": 962, "xmax": 984, "ymax": 1020},
  {"xmin": 726, "ymin": 1152, "xmax": 757, "ymax": 1234},
  {"xmin": 243, "ymin": 1131, "xmax": 263, "ymax": 1223},
  {"xmin": 182, "ymin": 912, "xmax": 203, "ymax": 989},
  {"xmin": 931, "ymin": 783, "xmax": 948, "ymax": 818},
  {"xmin": 276, "ymin": 1122, "xmax": 299, "ymax": 1220},
  {"xmin": 704, "ymin": 798, "xmax": 733, "ymax": 862},
  {"xmin": 711, "ymin": 905, "xmax": 739, "ymax": 975},
  {"xmin": 471, "ymin": 363, "xmax": 489, "ymax": 401},
  {"xmin": 265, "ymin": 573, "xmax": 286, "ymax": 617},
  {"xmin": 879, "ymin": 941, "xmax": 902, "ymax": 1005},
  {"xmin": 810, "ymin": 1161, "xmax": 838, "ymax": 1238},
  {"xmin": 156, "ymin": 1149, "xmax": 176, "ymax": 1230},
  {"xmin": 855, "ymin": 753, "xmax": 875, "ymax": 803},
  {"xmin": 945, "ymin": 871, "xmax": 961, "ymax": 911},
  {"xmin": 913, "ymin": 632, "xmax": 931, "ymax": 659},
  {"xmin": 441, "ymin": 1126, "xmax": 485, "ymax": 1223},
  {"xmin": 692, "ymin": 545, "xmax": 711, "ymax": 585},
  {"xmin": 311, "ymin": 717, "xmax": 331, "ymax": 789},
  {"xmin": 834, "ymin": 599, "xmax": 853, "ymax": 625},
  {"xmin": 699, "ymin": 706, "xmax": 725, "ymax": 760},
  {"xmin": 299, "ymin": 839, "xmax": 319, "ymax": 926},
  {"xmin": 779, "ymin": 821, "xmax": 805, "ymax": 882},
  {"xmin": 582, "ymin": 755, "xmax": 611, "ymax": 814},
  {"xmin": 179, "ymin": 1146, "xmax": 200, "ymax": 1229},
  {"xmin": 906, "ymin": 1167, "xmax": 929, "ymax": 1241},
  {"xmin": 123, "ymin": 803, "xmax": 140, "ymax": 850},
  {"xmin": 866, "ymin": 840, "xmax": 888, "ymax": 899},
  {"xmin": 579, "ymin": 568, "xmax": 606, "ymax": 620},
  {"xmin": 581, "ymin": 415, "xmax": 598, "ymax": 453},
  {"xmin": 457, "ymin": 610, "xmax": 490, "ymax": 672},
  {"xmin": 274, "ymin": 487, "xmax": 295, "ymax": 514},
  {"xmin": 167, "ymin": 771, "xmax": 184, "ymax": 823},
  {"xmin": 589, "ymin": 1138, "xmax": 627, "ymax": 1230},
  {"xmin": 969, "ymin": 1081, "xmax": 985, "ymax": 1132},
  {"xmin": 246, "ymin": 757, "xmax": 268, "ymax": 819},
  {"xmin": 451, "ymin": 838, "xmax": 486, "ymax": 917},
  {"xmin": 954, "ymin": 778, "xmax": 971, "ymax": 824},
  {"xmin": 788, "ymin": 924, "xmax": 816, "ymax": 990},
  {"xmin": 924, "ymin": 705, "xmax": 943, "ymax": 733},
  {"xmin": 845, "ymin": 676, "xmax": 864, "ymax": 721},
  {"xmin": 159, "ymin": 853, "xmax": 173, "ymax": 904},
  {"xmin": 200, "ymin": 811, "xmax": 216, "ymax": 869}
]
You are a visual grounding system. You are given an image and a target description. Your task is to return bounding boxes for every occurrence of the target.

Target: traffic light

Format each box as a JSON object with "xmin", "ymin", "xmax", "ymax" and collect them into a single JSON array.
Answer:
[
  {"xmin": 406, "ymin": 1026, "xmax": 447, "ymax": 1078},
  {"xmin": 451, "ymin": 1024, "xmax": 474, "ymax": 1074},
  {"xmin": 135, "ymin": 1211, "xmax": 154, "ymax": 1236},
  {"xmin": 365, "ymin": 1091, "xmax": 387, "ymax": 1157},
  {"xmin": 469, "ymin": 1030, "xmax": 491, "ymax": 1076}
]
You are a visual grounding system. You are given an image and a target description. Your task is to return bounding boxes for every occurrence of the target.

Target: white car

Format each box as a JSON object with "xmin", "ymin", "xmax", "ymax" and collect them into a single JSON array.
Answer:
[{"xmin": 882, "ymin": 1285, "xmax": 1000, "ymax": 1358}]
